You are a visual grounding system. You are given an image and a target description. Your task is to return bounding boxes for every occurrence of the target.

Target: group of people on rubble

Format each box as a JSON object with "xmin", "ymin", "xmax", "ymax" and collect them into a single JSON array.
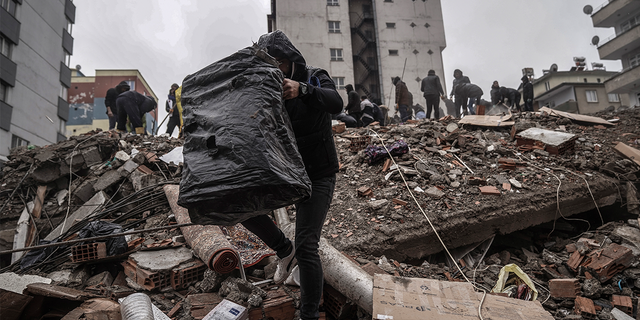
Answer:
[
  {"xmin": 104, "ymin": 82, "xmax": 184, "ymax": 136},
  {"xmin": 338, "ymin": 68, "xmax": 535, "ymax": 126}
]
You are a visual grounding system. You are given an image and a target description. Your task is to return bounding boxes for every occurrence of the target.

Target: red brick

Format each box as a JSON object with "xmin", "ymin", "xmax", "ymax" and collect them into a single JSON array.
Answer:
[
  {"xmin": 549, "ymin": 279, "xmax": 580, "ymax": 298},
  {"xmin": 611, "ymin": 295, "xmax": 633, "ymax": 317},
  {"xmin": 582, "ymin": 243, "xmax": 633, "ymax": 282},
  {"xmin": 574, "ymin": 296, "xmax": 597, "ymax": 319},
  {"xmin": 479, "ymin": 186, "xmax": 501, "ymax": 195}
]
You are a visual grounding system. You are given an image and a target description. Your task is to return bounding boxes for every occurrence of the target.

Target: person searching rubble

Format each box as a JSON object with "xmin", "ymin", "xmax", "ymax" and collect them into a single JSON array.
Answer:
[
  {"xmin": 344, "ymin": 84, "xmax": 363, "ymax": 127},
  {"xmin": 165, "ymin": 83, "xmax": 184, "ymax": 136},
  {"xmin": 360, "ymin": 95, "xmax": 376, "ymax": 126},
  {"xmin": 420, "ymin": 69, "xmax": 445, "ymax": 119},
  {"xmin": 116, "ymin": 89, "xmax": 157, "ymax": 135},
  {"xmin": 238, "ymin": 30, "xmax": 343, "ymax": 320},
  {"xmin": 499, "ymin": 85, "xmax": 522, "ymax": 112},
  {"xmin": 392, "ymin": 76, "xmax": 412, "ymax": 122},
  {"xmin": 454, "ymin": 83, "xmax": 484, "ymax": 114},
  {"xmin": 105, "ymin": 81, "xmax": 129, "ymax": 130}
]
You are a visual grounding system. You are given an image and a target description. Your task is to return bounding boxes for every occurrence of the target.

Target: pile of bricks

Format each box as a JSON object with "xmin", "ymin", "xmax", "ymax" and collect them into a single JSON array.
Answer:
[{"xmin": 566, "ymin": 243, "xmax": 633, "ymax": 282}]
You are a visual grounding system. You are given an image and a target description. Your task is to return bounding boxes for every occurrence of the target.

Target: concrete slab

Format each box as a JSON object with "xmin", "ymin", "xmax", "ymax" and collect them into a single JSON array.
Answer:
[
  {"xmin": 129, "ymin": 246, "xmax": 193, "ymax": 272},
  {"xmin": 92, "ymin": 170, "xmax": 122, "ymax": 191},
  {"xmin": 45, "ymin": 191, "xmax": 107, "ymax": 241},
  {"xmin": 0, "ymin": 272, "xmax": 52, "ymax": 294},
  {"xmin": 517, "ymin": 128, "xmax": 576, "ymax": 147}
]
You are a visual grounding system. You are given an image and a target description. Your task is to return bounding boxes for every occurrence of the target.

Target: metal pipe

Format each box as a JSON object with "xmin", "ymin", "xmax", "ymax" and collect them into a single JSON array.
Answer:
[
  {"xmin": 273, "ymin": 208, "xmax": 374, "ymax": 314},
  {"xmin": 0, "ymin": 223, "xmax": 194, "ymax": 255}
]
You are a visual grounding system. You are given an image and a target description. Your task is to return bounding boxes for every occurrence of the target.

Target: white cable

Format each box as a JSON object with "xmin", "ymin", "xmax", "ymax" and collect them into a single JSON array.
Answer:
[{"xmin": 369, "ymin": 129, "xmax": 486, "ymax": 320}]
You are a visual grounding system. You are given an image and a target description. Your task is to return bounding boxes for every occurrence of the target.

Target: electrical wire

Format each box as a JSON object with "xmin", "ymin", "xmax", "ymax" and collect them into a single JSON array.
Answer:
[{"xmin": 368, "ymin": 129, "xmax": 487, "ymax": 320}]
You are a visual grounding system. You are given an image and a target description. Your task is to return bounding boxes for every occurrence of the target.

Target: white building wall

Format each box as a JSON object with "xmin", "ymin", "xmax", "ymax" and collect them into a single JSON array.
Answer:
[
  {"xmin": 374, "ymin": 0, "xmax": 446, "ymax": 111},
  {"xmin": 274, "ymin": 1, "xmax": 354, "ymax": 104},
  {"xmin": 0, "ymin": 0, "xmax": 67, "ymax": 156}
]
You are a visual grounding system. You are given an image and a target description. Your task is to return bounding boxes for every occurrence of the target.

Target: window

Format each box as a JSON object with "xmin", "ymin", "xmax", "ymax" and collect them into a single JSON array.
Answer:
[
  {"xmin": 608, "ymin": 93, "xmax": 620, "ymax": 102},
  {"xmin": 384, "ymin": 0, "xmax": 393, "ymax": 2},
  {"xmin": 59, "ymin": 118, "xmax": 67, "ymax": 136},
  {"xmin": 597, "ymin": 78, "xmax": 601, "ymax": 83},
  {"xmin": 1, "ymin": 34, "xmax": 12, "ymax": 59},
  {"xmin": 11, "ymin": 134, "xmax": 29, "ymax": 149},
  {"xmin": 328, "ymin": 21, "xmax": 340, "ymax": 33},
  {"xmin": 66, "ymin": 18, "xmax": 73, "ymax": 35},
  {"xmin": 1, "ymin": 0, "xmax": 17, "ymax": 16},
  {"xmin": 585, "ymin": 90, "xmax": 598, "ymax": 102},
  {"xmin": 64, "ymin": 52, "xmax": 71, "ymax": 67},
  {"xmin": 0, "ymin": 82, "xmax": 7, "ymax": 102},
  {"xmin": 620, "ymin": 14, "xmax": 640, "ymax": 33},
  {"xmin": 60, "ymin": 84, "xmax": 68, "ymax": 99},
  {"xmin": 388, "ymin": 49, "xmax": 398, "ymax": 56},
  {"xmin": 631, "ymin": 53, "xmax": 640, "ymax": 68},
  {"xmin": 332, "ymin": 77, "xmax": 345, "ymax": 89},
  {"xmin": 327, "ymin": 0, "xmax": 339, "ymax": 6},
  {"xmin": 125, "ymin": 80, "xmax": 136, "ymax": 91},
  {"xmin": 583, "ymin": 78, "xmax": 588, "ymax": 83},
  {"xmin": 330, "ymin": 48, "xmax": 343, "ymax": 61},
  {"xmin": 544, "ymin": 81, "xmax": 550, "ymax": 91},
  {"xmin": 386, "ymin": 22, "xmax": 396, "ymax": 29}
]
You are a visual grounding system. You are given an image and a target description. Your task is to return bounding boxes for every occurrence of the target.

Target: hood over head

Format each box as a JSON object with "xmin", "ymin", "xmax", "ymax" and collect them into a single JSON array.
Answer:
[
  {"xmin": 258, "ymin": 30, "xmax": 306, "ymax": 68},
  {"xmin": 428, "ymin": 70, "xmax": 435, "ymax": 76},
  {"xmin": 454, "ymin": 69, "xmax": 463, "ymax": 78},
  {"xmin": 521, "ymin": 75, "xmax": 530, "ymax": 83},
  {"xmin": 492, "ymin": 81, "xmax": 500, "ymax": 89},
  {"xmin": 392, "ymin": 76, "xmax": 401, "ymax": 85},
  {"xmin": 345, "ymin": 84, "xmax": 354, "ymax": 92},
  {"xmin": 116, "ymin": 81, "xmax": 130, "ymax": 93}
]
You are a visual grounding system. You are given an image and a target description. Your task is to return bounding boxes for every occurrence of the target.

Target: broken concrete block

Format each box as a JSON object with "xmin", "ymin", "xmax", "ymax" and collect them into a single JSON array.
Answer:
[
  {"xmin": 74, "ymin": 178, "xmax": 97, "ymax": 203},
  {"xmin": 369, "ymin": 199, "xmax": 388, "ymax": 210},
  {"xmin": 128, "ymin": 170, "xmax": 159, "ymax": 192},
  {"xmin": 48, "ymin": 269, "xmax": 73, "ymax": 286},
  {"xmin": 81, "ymin": 146, "xmax": 103, "ymax": 167},
  {"xmin": 34, "ymin": 148, "xmax": 57, "ymax": 163},
  {"xmin": 129, "ymin": 247, "xmax": 193, "ymax": 272},
  {"xmin": 425, "ymin": 186, "xmax": 445, "ymax": 198},
  {"xmin": 92, "ymin": 170, "xmax": 122, "ymax": 192},
  {"xmin": 31, "ymin": 163, "xmax": 61, "ymax": 183},
  {"xmin": 611, "ymin": 295, "xmax": 633, "ymax": 317},
  {"xmin": 117, "ymin": 159, "xmax": 139, "ymax": 177},
  {"xmin": 0, "ymin": 272, "xmax": 52, "ymax": 294},
  {"xmin": 114, "ymin": 150, "xmax": 130, "ymax": 162},
  {"xmin": 45, "ymin": 192, "xmax": 107, "ymax": 241}
]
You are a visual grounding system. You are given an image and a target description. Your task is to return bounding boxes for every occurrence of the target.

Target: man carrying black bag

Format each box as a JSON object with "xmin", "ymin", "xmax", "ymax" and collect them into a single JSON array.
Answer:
[{"xmin": 240, "ymin": 30, "xmax": 343, "ymax": 320}]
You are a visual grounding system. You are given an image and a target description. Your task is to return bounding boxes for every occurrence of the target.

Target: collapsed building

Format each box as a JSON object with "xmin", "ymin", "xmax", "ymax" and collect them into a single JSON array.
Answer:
[{"xmin": 0, "ymin": 106, "xmax": 639, "ymax": 319}]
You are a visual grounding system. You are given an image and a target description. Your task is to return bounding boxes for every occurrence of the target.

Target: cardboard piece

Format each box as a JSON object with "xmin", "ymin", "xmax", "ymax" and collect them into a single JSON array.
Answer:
[
  {"xmin": 539, "ymin": 107, "xmax": 614, "ymax": 126},
  {"xmin": 203, "ymin": 299, "xmax": 248, "ymax": 320},
  {"xmin": 458, "ymin": 114, "xmax": 514, "ymax": 127},
  {"xmin": 372, "ymin": 274, "xmax": 554, "ymax": 320},
  {"xmin": 614, "ymin": 142, "xmax": 640, "ymax": 166}
]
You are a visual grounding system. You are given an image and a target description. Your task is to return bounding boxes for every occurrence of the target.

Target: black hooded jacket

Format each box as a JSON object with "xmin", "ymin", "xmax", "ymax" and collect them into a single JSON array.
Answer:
[
  {"xmin": 490, "ymin": 84, "xmax": 501, "ymax": 105},
  {"xmin": 454, "ymin": 83, "xmax": 483, "ymax": 99},
  {"xmin": 522, "ymin": 75, "xmax": 534, "ymax": 101},
  {"xmin": 258, "ymin": 30, "xmax": 343, "ymax": 180},
  {"xmin": 420, "ymin": 72, "xmax": 444, "ymax": 97}
]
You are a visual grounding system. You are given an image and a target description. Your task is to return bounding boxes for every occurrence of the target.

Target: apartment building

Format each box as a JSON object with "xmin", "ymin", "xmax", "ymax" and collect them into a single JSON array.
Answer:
[
  {"xmin": 590, "ymin": 0, "xmax": 640, "ymax": 107},
  {"xmin": 0, "ymin": 0, "xmax": 76, "ymax": 158},
  {"xmin": 267, "ymin": 0, "xmax": 446, "ymax": 110}
]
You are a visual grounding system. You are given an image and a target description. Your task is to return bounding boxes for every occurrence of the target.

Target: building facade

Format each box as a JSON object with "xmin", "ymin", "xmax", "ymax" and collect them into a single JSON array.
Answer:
[
  {"xmin": 267, "ymin": 0, "xmax": 447, "ymax": 112},
  {"xmin": 590, "ymin": 0, "xmax": 640, "ymax": 107},
  {"xmin": 0, "ymin": 0, "xmax": 75, "ymax": 158},
  {"xmin": 532, "ymin": 69, "xmax": 628, "ymax": 114},
  {"xmin": 67, "ymin": 69, "xmax": 159, "ymax": 136}
]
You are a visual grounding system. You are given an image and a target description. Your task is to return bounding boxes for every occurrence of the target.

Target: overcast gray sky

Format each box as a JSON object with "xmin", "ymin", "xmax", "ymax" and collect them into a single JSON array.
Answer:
[{"xmin": 72, "ymin": 0, "xmax": 620, "ymax": 134}]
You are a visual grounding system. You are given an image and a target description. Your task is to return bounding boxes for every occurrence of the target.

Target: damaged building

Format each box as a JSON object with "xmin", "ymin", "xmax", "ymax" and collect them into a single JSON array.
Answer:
[{"xmin": 1, "ymin": 104, "xmax": 640, "ymax": 319}]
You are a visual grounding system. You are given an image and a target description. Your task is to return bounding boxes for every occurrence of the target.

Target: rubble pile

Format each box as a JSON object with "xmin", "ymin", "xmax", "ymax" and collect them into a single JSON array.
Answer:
[{"xmin": 0, "ymin": 107, "xmax": 638, "ymax": 319}]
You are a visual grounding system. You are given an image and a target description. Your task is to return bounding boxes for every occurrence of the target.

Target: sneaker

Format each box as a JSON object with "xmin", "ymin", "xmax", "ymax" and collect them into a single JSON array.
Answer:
[{"xmin": 274, "ymin": 242, "xmax": 297, "ymax": 284}]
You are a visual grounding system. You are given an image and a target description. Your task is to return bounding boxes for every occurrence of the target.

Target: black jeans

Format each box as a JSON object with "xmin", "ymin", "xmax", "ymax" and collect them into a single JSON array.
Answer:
[
  {"xmin": 166, "ymin": 116, "xmax": 179, "ymax": 135},
  {"xmin": 454, "ymin": 95, "xmax": 468, "ymax": 118},
  {"xmin": 242, "ymin": 175, "xmax": 336, "ymax": 320},
  {"xmin": 425, "ymin": 94, "xmax": 440, "ymax": 119}
]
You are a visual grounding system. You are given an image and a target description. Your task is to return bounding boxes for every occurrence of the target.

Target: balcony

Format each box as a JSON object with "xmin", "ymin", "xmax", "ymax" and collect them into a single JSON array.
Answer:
[
  {"xmin": 597, "ymin": 23, "xmax": 640, "ymax": 60},
  {"xmin": 592, "ymin": 0, "xmax": 640, "ymax": 28},
  {"xmin": 604, "ymin": 63, "xmax": 640, "ymax": 94}
]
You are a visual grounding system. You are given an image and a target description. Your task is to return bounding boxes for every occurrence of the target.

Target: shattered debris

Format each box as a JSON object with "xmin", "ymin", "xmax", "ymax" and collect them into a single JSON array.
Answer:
[{"xmin": 0, "ymin": 107, "xmax": 640, "ymax": 319}]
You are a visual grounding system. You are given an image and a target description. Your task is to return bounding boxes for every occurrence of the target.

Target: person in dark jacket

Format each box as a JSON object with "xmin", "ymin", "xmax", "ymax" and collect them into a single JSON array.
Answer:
[
  {"xmin": 345, "ymin": 84, "xmax": 363, "ymax": 127},
  {"xmin": 499, "ymin": 86, "xmax": 522, "ymax": 112},
  {"xmin": 490, "ymin": 81, "xmax": 501, "ymax": 105},
  {"xmin": 420, "ymin": 70, "xmax": 444, "ymax": 119},
  {"xmin": 393, "ymin": 76, "xmax": 412, "ymax": 122},
  {"xmin": 450, "ymin": 69, "xmax": 471, "ymax": 117},
  {"xmin": 454, "ymin": 83, "xmax": 484, "ymax": 110},
  {"xmin": 521, "ymin": 75, "xmax": 534, "ymax": 112},
  {"xmin": 360, "ymin": 95, "xmax": 375, "ymax": 126},
  {"xmin": 116, "ymin": 90, "xmax": 157, "ymax": 134},
  {"xmin": 240, "ymin": 30, "xmax": 343, "ymax": 320},
  {"xmin": 165, "ymin": 83, "xmax": 181, "ymax": 135},
  {"xmin": 105, "ymin": 81, "xmax": 130, "ymax": 130}
]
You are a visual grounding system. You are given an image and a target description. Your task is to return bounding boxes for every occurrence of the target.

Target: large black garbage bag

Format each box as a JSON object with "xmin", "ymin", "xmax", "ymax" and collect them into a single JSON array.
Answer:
[
  {"xmin": 78, "ymin": 221, "xmax": 127, "ymax": 256},
  {"xmin": 20, "ymin": 239, "xmax": 62, "ymax": 270},
  {"xmin": 178, "ymin": 44, "xmax": 311, "ymax": 226}
]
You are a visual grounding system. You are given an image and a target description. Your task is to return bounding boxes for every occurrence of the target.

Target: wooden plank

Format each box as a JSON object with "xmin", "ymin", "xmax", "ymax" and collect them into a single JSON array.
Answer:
[
  {"xmin": 614, "ymin": 142, "xmax": 640, "ymax": 166},
  {"xmin": 540, "ymin": 107, "xmax": 614, "ymax": 126},
  {"xmin": 458, "ymin": 114, "xmax": 514, "ymax": 127}
]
